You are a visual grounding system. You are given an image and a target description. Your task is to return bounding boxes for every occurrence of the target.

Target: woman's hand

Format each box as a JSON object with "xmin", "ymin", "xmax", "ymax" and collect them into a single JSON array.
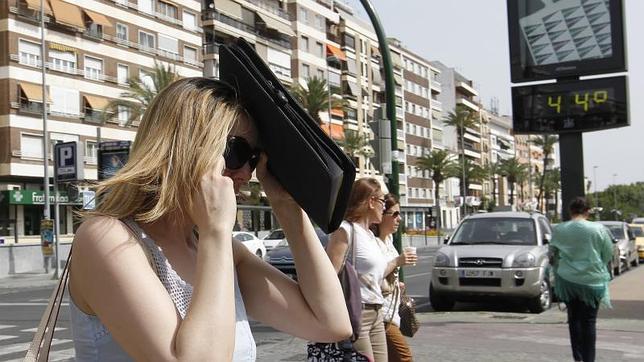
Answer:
[
  {"xmin": 255, "ymin": 153, "xmax": 296, "ymax": 206},
  {"xmin": 189, "ymin": 156, "xmax": 237, "ymax": 235},
  {"xmin": 397, "ymin": 249, "xmax": 418, "ymax": 266}
]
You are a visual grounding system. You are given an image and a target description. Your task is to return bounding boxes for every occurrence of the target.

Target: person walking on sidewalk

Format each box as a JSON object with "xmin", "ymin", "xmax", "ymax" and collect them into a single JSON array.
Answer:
[
  {"xmin": 68, "ymin": 78, "xmax": 351, "ymax": 361},
  {"xmin": 372, "ymin": 194, "xmax": 416, "ymax": 362},
  {"xmin": 550, "ymin": 197, "xmax": 614, "ymax": 362},
  {"xmin": 327, "ymin": 177, "xmax": 390, "ymax": 362}
]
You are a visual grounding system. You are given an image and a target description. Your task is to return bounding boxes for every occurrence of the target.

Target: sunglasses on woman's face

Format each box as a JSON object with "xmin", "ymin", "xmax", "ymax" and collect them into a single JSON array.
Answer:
[
  {"xmin": 224, "ymin": 136, "xmax": 260, "ymax": 171},
  {"xmin": 384, "ymin": 210, "xmax": 401, "ymax": 218}
]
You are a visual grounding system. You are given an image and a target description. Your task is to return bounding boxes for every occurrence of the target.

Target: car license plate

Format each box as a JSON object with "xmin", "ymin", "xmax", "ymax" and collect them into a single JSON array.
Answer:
[{"xmin": 459, "ymin": 269, "xmax": 497, "ymax": 278}]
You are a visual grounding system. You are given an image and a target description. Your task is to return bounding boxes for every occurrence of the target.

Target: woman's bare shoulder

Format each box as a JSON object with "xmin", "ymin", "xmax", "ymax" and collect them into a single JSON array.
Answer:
[{"xmin": 73, "ymin": 216, "xmax": 138, "ymax": 257}]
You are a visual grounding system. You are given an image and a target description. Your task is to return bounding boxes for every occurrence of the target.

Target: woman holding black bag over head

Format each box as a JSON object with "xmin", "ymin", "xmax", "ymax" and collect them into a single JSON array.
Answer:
[
  {"xmin": 372, "ymin": 194, "xmax": 416, "ymax": 362},
  {"xmin": 325, "ymin": 177, "xmax": 390, "ymax": 362}
]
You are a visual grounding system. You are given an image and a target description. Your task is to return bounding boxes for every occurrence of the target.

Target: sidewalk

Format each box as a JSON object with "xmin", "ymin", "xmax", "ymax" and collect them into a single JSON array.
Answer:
[{"xmin": 0, "ymin": 271, "xmax": 59, "ymax": 291}]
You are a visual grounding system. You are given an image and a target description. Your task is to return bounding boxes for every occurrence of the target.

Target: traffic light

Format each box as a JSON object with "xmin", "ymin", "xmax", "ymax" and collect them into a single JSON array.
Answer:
[{"xmin": 368, "ymin": 107, "xmax": 392, "ymax": 174}]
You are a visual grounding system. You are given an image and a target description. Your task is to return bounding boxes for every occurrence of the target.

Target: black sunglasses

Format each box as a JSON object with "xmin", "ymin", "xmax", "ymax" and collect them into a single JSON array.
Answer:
[
  {"xmin": 224, "ymin": 136, "xmax": 260, "ymax": 171},
  {"xmin": 384, "ymin": 210, "xmax": 401, "ymax": 218}
]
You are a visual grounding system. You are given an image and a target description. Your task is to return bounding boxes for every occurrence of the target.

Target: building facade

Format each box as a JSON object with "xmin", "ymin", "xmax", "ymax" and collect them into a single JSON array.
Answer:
[{"xmin": 1, "ymin": 0, "xmax": 203, "ymax": 241}]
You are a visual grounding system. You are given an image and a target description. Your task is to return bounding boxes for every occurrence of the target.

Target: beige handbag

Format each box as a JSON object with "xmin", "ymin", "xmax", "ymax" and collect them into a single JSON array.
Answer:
[{"xmin": 23, "ymin": 250, "xmax": 72, "ymax": 362}]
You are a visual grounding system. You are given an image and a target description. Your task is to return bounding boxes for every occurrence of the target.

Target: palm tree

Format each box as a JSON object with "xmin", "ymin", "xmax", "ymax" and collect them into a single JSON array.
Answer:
[
  {"xmin": 339, "ymin": 129, "xmax": 373, "ymax": 164},
  {"xmin": 416, "ymin": 149, "xmax": 458, "ymax": 230},
  {"xmin": 500, "ymin": 157, "xmax": 529, "ymax": 206},
  {"xmin": 530, "ymin": 135, "xmax": 558, "ymax": 211},
  {"xmin": 543, "ymin": 168, "xmax": 561, "ymax": 220},
  {"xmin": 103, "ymin": 62, "xmax": 180, "ymax": 126},
  {"xmin": 443, "ymin": 105, "xmax": 478, "ymax": 214},
  {"xmin": 290, "ymin": 77, "xmax": 345, "ymax": 126}
]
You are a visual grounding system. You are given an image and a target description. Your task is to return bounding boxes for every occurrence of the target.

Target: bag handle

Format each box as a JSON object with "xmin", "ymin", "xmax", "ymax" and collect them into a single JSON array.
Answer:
[
  {"xmin": 340, "ymin": 222, "xmax": 356, "ymax": 271},
  {"xmin": 24, "ymin": 248, "xmax": 72, "ymax": 362}
]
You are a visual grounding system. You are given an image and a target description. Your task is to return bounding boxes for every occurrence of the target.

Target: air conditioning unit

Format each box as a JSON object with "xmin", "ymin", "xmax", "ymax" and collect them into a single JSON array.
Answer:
[
  {"xmin": 0, "ymin": 184, "xmax": 22, "ymax": 191},
  {"xmin": 11, "ymin": 150, "xmax": 22, "ymax": 157}
]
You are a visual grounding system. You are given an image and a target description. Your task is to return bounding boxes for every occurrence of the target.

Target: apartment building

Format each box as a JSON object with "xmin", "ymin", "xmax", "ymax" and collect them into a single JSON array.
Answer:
[
  {"xmin": 487, "ymin": 111, "xmax": 515, "ymax": 207},
  {"xmin": 0, "ymin": 0, "xmax": 203, "ymax": 240},
  {"xmin": 332, "ymin": 1, "xmax": 382, "ymax": 178}
]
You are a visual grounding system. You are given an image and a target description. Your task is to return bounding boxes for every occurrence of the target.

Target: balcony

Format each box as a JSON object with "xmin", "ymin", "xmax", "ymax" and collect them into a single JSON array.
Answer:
[
  {"xmin": 457, "ymin": 97, "xmax": 479, "ymax": 111},
  {"xmin": 430, "ymin": 99, "xmax": 442, "ymax": 111},
  {"xmin": 19, "ymin": 101, "xmax": 44, "ymax": 114},
  {"xmin": 83, "ymin": 29, "xmax": 103, "ymax": 41},
  {"xmin": 246, "ymin": 0, "xmax": 291, "ymax": 20},
  {"xmin": 430, "ymin": 79, "xmax": 441, "ymax": 93},
  {"xmin": 456, "ymin": 80, "xmax": 478, "ymax": 97},
  {"xmin": 202, "ymin": 9, "xmax": 256, "ymax": 34}
]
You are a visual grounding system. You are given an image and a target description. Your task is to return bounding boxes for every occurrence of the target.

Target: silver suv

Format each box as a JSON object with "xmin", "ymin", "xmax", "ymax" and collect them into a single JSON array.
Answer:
[{"xmin": 430, "ymin": 212, "xmax": 554, "ymax": 313}]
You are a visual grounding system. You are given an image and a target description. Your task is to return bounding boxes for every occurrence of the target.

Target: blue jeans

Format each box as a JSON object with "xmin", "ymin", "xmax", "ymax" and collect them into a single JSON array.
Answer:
[{"xmin": 566, "ymin": 298, "xmax": 598, "ymax": 362}]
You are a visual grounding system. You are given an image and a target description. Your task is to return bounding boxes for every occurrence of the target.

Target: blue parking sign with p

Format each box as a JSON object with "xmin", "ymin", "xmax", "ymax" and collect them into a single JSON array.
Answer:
[{"xmin": 54, "ymin": 141, "xmax": 84, "ymax": 182}]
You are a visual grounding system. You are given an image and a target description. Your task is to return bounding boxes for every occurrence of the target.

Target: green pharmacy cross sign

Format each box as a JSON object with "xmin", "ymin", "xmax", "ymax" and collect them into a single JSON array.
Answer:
[{"xmin": 3, "ymin": 190, "xmax": 82, "ymax": 205}]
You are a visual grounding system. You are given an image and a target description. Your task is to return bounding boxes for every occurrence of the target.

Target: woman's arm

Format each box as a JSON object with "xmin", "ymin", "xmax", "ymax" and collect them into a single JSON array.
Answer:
[
  {"xmin": 236, "ymin": 154, "xmax": 351, "ymax": 342},
  {"xmin": 70, "ymin": 217, "xmax": 236, "ymax": 361},
  {"xmin": 383, "ymin": 248, "xmax": 417, "ymax": 277}
]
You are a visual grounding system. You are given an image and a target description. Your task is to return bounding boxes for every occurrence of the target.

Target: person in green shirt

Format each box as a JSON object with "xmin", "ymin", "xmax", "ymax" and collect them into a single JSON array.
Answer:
[{"xmin": 550, "ymin": 197, "xmax": 614, "ymax": 362}]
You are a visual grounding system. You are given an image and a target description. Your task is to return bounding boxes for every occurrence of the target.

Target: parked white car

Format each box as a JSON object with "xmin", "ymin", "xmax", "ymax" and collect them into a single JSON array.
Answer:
[
  {"xmin": 233, "ymin": 231, "xmax": 267, "ymax": 258},
  {"xmin": 262, "ymin": 229, "xmax": 287, "ymax": 251}
]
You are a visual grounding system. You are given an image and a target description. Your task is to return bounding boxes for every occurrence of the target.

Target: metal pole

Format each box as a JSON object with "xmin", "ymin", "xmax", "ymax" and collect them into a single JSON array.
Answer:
[
  {"xmin": 40, "ymin": 0, "xmax": 50, "ymax": 221},
  {"xmin": 612, "ymin": 173, "xmax": 617, "ymax": 213},
  {"xmin": 593, "ymin": 165, "xmax": 599, "ymax": 219},
  {"xmin": 326, "ymin": 56, "xmax": 335, "ymax": 136},
  {"xmin": 358, "ymin": 0, "xmax": 401, "ymax": 272},
  {"xmin": 528, "ymin": 137, "xmax": 533, "ymax": 202},
  {"xmin": 461, "ymin": 124, "xmax": 466, "ymax": 216},
  {"xmin": 560, "ymin": 133, "xmax": 585, "ymax": 221},
  {"xmin": 53, "ymin": 182, "xmax": 60, "ymax": 279}
]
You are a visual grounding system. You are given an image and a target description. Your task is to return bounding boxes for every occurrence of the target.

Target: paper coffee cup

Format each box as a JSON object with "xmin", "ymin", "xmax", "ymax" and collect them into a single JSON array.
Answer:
[{"xmin": 404, "ymin": 246, "xmax": 417, "ymax": 265}]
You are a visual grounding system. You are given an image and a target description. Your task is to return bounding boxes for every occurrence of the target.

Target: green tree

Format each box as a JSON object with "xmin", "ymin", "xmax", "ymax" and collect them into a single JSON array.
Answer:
[
  {"xmin": 588, "ymin": 182, "xmax": 644, "ymax": 221},
  {"xmin": 500, "ymin": 157, "xmax": 529, "ymax": 206},
  {"xmin": 103, "ymin": 62, "xmax": 180, "ymax": 126},
  {"xmin": 416, "ymin": 149, "xmax": 458, "ymax": 229},
  {"xmin": 290, "ymin": 77, "xmax": 345, "ymax": 125},
  {"xmin": 339, "ymin": 129, "xmax": 373, "ymax": 161},
  {"xmin": 484, "ymin": 161, "xmax": 503, "ymax": 205},
  {"xmin": 543, "ymin": 168, "xmax": 561, "ymax": 221},
  {"xmin": 443, "ymin": 105, "xmax": 478, "ymax": 198},
  {"xmin": 530, "ymin": 135, "xmax": 558, "ymax": 211},
  {"xmin": 449, "ymin": 157, "xmax": 486, "ymax": 200}
]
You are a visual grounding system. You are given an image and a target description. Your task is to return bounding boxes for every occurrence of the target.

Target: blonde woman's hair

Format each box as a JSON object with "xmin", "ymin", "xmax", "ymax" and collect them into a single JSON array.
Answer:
[
  {"xmin": 344, "ymin": 177, "xmax": 382, "ymax": 222},
  {"xmin": 85, "ymin": 78, "xmax": 245, "ymax": 224}
]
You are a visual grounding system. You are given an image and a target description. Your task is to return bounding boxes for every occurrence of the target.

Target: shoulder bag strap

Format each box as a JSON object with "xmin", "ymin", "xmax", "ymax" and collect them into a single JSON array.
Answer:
[
  {"xmin": 24, "ymin": 248, "xmax": 72, "ymax": 362},
  {"xmin": 385, "ymin": 280, "xmax": 400, "ymax": 324},
  {"xmin": 340, "ymin": 222, "xmax": 356, "ymax": 271}
]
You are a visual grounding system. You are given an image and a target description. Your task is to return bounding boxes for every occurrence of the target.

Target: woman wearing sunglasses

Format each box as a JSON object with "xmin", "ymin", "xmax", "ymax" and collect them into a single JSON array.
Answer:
[
  {"xmin": 326, "ymin": 177, "xmax": 391, "ymax": 361},
  {"xmin": 68, "ymin": 78, "xmax": 351, "ymax": 361},
  {"xmin": 372, "ymin": 194, "xmax": 416, "ymax": 362}
]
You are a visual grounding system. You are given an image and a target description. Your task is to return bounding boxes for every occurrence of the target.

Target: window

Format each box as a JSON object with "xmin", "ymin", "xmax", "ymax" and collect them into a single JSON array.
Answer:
[
  {"xmin": 317, "ymin": 69, "xmax": 324, "ymax": 80},
  {"xmin": 85, "ymin": 141, "xmax": 97, "ymax": 163},
  {"xmin": 138, "ymin": 0, "xmax": 153, "ymax": 14},
  {"xmin": 299, "ymin": 7, "xmax": 308, "ymax": 23},
  {"xmin": 301, "ymin": 64, "xmax": 310, "ymax": 79},
  {"xmin": 117, "ymin": 64, "xmax": 128, "ymax": 84},
  {"xmin": 157, "ymin": 1, "xmax": 177, "ymax": 19},
  {"xmin": 343, "ymin": 34, "xmax": 355, "ymax": 49},
  {"xmin": 49, "ymin": 50, "xmax": 76, "ymax": 73},
  {"xmin": 116, "ymin": 23, "xmax": 128, "ymax": 42},
  {"xmin": 21, "ymin": 134, "xmax": 43, "ymax": 159},
  {"xmin": 316, "ymin": 42, "xmax": 324, "ymax": 57},
  {"xmin": 183, "ymin": 11, "xmax": 197, "ymax": 30},
  {"xmin": 84, "ymin": 56, "xmax": 103, "ymax": 81},
  {"xmin": 184, "ymin": 46, "xmax": 197, "ymax": 64},
  {"xmin": 299, "ymin": 36, "xmax": 309, "ymax": 52},
  {"xmin": 139, "ymin": 70, "xmax": 155, "ymax": 91},
  {"xmin": 117, "ymin": 105, "xmax": 129, "ymax": 125},
  {"xmin": 139, "ymin": 31, "xmax": 155, "ymax": 51},
  {"xmin": 50, "ymin": 86, "xmax": 80, "ymax": 115},
  {"xmin": 315, "ymin": 15, "xmax": 324, "ymax": 30},
  {"xmin": 19, "ymin": 40, "xmax": 40, "ymax": 67},
  {"xmin": 158, "ymin": 34, "xmax": 179, "ymax": 57}
]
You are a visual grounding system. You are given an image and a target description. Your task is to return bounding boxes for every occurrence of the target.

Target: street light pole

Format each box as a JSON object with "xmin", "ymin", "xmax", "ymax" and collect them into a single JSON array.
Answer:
[
  {"xmin": 461, "ymin": 124, "xmax": 466, "ymax": 217},
  {"xmin": 40, "ymin": 0, "xmax": 50, "ymax": 221},
  {"xmin": 593, "ymin": 165, "xmax": 599, "ymax": 219},
  {"xmin": 612, "ymin": 173, "xmax": 617, "ymax": 214},
  {"xmin": 326, "ymin": 55, "xmax": 338, "ymax": 136}
]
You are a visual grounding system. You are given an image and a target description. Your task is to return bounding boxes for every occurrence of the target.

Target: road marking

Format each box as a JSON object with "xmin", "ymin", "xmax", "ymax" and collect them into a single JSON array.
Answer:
[
  {"xmin": 20, "ymin": 327, "xmax": 66, "ymax": 333},
  {"xmin": 0, "ymin": 324, "xmax": 15, "ymax": 330},
  {"xmin": 0, "ymin": 335, "xmax": 19, "ymax": 341},
  {"xmin": 0, "ymin": 339, "xmax": 70, "ymax": 359},
  {"xmin": 0, "ymin": 302, "xmax": 69, "ymax": 307}
]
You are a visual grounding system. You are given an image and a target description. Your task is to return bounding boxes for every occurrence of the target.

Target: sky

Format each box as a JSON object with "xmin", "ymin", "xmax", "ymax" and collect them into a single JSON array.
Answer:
[{"xmin": 346, "ymin": 0, "xmax": 643, "ymax": 192}]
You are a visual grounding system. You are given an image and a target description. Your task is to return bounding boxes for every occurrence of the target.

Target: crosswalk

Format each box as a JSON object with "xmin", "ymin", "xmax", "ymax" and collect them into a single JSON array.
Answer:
[{"xmin": 0, "ymin": 324, "xmax": 75, "ymax": 362}]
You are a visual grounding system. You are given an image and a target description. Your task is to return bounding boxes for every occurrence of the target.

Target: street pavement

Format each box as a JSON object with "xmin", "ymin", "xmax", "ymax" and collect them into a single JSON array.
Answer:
[{"xmin": 1, "ymin": 246, "xmax": 643, "ymax": 361}]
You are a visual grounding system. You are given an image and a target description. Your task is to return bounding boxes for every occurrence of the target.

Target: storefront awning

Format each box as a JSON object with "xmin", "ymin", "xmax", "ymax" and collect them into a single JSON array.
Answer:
[
  {"xmin": 20, "ymin": 83, "xmax": 51, "ymax": 103},
  {"xmin": 84, "ymin": 95, "xmax": 109, "ymax": 110},
  {"xmin": 24, "ymin": 0, "xmax": 53, "ymax": 16},
  {"xmin": 322, "ymin": 123, "xmax": 345, "ymax": 140},
  {"xmin": 50, "ymin": 0, "xmax": 86, "ymax": 30},
  {"xmin": 391, "ymin": 52, "xmax": 402, "ymax": 69},
  {"xmin": 326, "ymin": 44, "xmax": 346, "ymax": 61},
  {"xmin": 216, "ymin": 0, "xmax": 243, "ymax": 19},
  {"xmin": 394, "ymin": 73, "xmax": 403, "ymax": 86},
  {"xmin": 84, "ymin": 9, "xmax": 113, "ymax": 28},
  {"xmin": 256, "ymin": 13, "xmax": 295, "ymax": 37},
  {"xmin": 330, "ymin": 108, "xmax": 344, "ymax": 118},
  {"xmin": 346, "ymin": 81, "xmax": 359, "ymax": 97}
]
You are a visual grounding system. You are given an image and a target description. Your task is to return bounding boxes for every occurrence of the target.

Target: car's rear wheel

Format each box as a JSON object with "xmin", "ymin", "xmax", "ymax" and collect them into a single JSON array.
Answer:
[
  {"xmin": 528, "ymin": 279, "xmax": 551, "ymax": 314},
  {"xmin": 429, "ymin": 283, "xmax": 454, "ymax": 312},
  {"xmin": 615, "ymin": 259, "xmax": 622, "ymax": 276}
]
